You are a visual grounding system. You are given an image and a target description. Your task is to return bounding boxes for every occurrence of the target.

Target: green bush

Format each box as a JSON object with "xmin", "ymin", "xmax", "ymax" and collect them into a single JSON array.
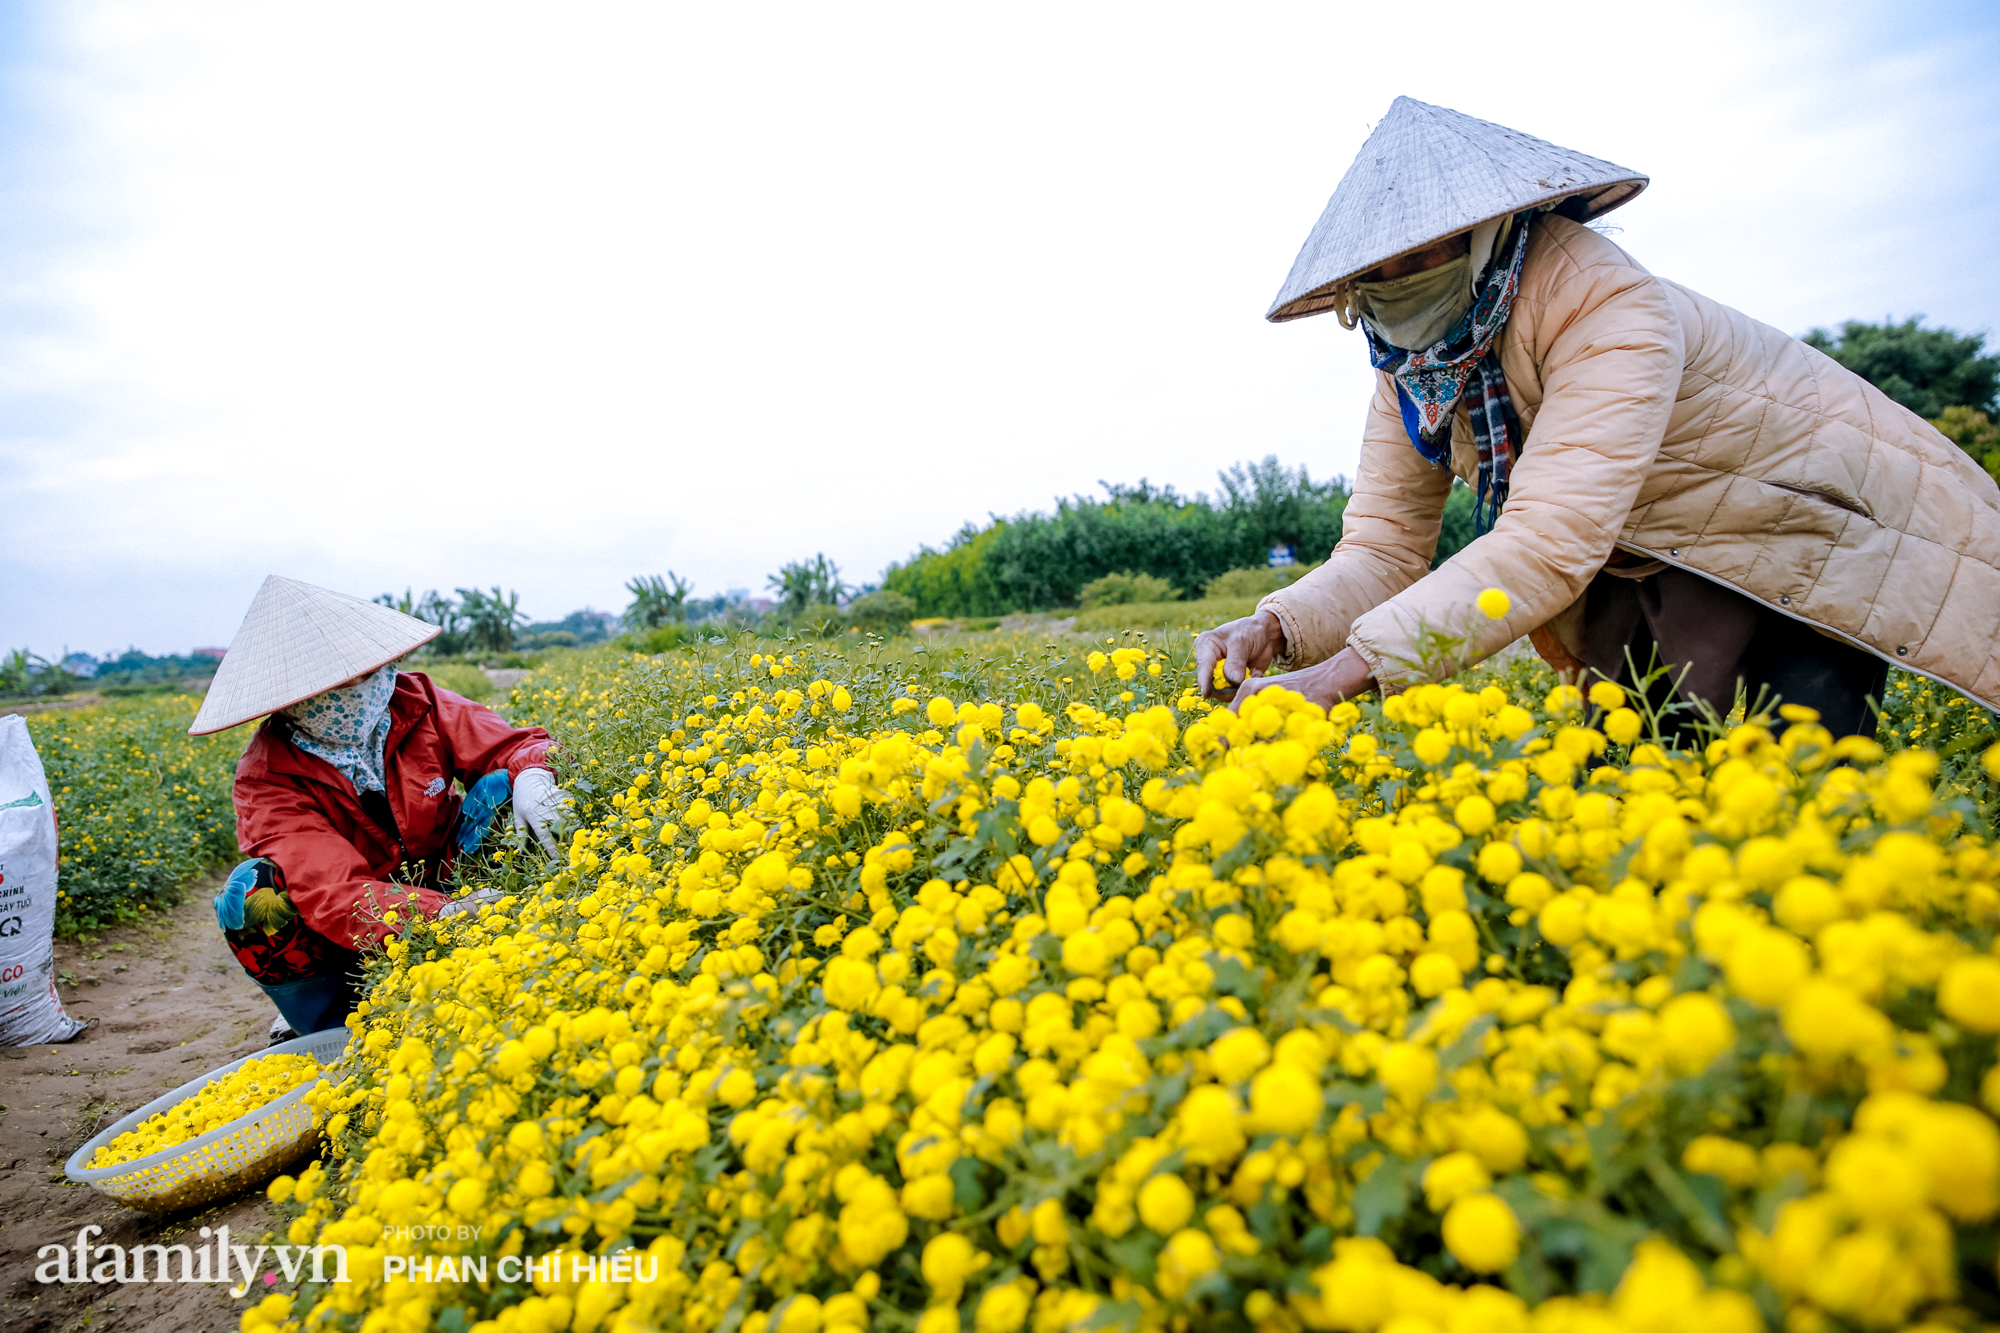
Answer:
[
  {"xmin": 1932, "ymin": 406, "xmax": 2000, "ymax": 481},
  {"xmin": 1201, "ymin": 563, "xmax": 1316, "ymax": 600},
  {"xmin": 885, "ymin": 457, "xmax": 1351, "ymax": 615},
  {"xmin": 615, "ymin": 624, "xmax": 703, "ymax": 654},
  {"xmin": 880, "ymin": 522, "xmax": 1010, "ymax": 618},
  {"xmin": 1072, "ymin": 595, "xmax": 1259, "ymax": 633},
  {"xmin": 847, "ymin": 588, "xmax": 917, "ymax": 633},
  {"xmin": 26, "ymin": 695, "xmax": 242, "ymax": 937},
  {"xmin": 1078, "ymin": 571, "xmax": 1176, "ymax": 608},
  {"xmin": 791, "ymin": 604, "xmax": 847, "ymax": 638},
  {"xmin": 420, "ymin": 664, "xmax": 498, "ymax": 701}
]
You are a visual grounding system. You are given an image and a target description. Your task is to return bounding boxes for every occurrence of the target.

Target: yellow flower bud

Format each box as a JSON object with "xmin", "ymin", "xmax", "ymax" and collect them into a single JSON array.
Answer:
[{"xmin": 1441, "ymin": 1192, "xmax": 1519, "ymax": 1273}]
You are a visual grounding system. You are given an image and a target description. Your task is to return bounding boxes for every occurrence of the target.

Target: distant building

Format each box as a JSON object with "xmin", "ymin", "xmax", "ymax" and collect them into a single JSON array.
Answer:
[
  {"xmin": 60, "ymin": 653, "xmax": 98, "ymax": 679},
  {"xmin": 523, "ymin": 609, "xmax": 619, "ymax": 645},
  {"xmin": 191, "ymin": 647, "xmax": 228, "ymax": 660}
]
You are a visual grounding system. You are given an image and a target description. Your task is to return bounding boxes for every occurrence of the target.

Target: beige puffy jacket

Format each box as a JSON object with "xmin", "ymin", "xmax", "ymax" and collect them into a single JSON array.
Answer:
[{"xmin": 1260, "ymin": 215, "xmax": 2000, "ymax": 711}]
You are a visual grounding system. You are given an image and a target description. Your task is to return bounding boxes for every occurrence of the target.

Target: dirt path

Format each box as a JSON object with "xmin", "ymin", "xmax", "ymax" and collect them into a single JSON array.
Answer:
[{"xmin": 0, "ymin": 882, "xmax": 299, "ymax": 1333}]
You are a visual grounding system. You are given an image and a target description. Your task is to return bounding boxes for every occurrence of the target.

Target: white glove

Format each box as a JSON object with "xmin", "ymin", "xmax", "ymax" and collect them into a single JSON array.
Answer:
[
  {"xmin": 510, "ymin": 767, "xmax": 571, "ymax": 857},
  {"xmin": 437, "ymin": 887, "xmax": 506, "ymax": 920}
]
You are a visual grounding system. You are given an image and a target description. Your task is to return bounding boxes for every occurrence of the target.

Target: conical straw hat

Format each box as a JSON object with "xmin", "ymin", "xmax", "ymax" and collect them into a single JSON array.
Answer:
[
  {"xmin": 1266, "ymin": 97, "xmax": 1647, "ymax": 323},
  {"xmin": 187, "ymin": 576, "xmax": 440, "ymax": 735}
]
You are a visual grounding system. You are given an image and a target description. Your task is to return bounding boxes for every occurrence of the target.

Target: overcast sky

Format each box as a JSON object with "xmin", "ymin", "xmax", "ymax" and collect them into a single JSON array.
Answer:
[{"xmin": 3, "ymin": 0, "xmax": 1996, "ymax": 655}]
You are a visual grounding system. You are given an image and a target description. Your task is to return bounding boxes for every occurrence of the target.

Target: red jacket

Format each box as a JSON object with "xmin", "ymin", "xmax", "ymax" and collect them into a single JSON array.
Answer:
[{"xmin": 233, "ymin": 672, "xmax": 554, "ymax": 951}]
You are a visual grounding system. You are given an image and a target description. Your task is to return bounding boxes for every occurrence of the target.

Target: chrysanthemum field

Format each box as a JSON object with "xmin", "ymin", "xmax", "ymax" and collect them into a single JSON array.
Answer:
[
  {"xmin": 25, "ymin": 693, "xmax": 242, "ymax": 935},
  {"xmin": 252, "ymin": 631, "xmax": 2000, "ymax": 1333}
]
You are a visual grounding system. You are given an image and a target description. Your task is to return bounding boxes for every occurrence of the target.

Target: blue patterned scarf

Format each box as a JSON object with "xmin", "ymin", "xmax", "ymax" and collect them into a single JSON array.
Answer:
[
  {"xmin": 1363, "ymin": 212, "xmax": 1533, "ymax": 536},
  {"xmin": 284, "ymin": 665, "xmax": 397, "ymax": 794}
]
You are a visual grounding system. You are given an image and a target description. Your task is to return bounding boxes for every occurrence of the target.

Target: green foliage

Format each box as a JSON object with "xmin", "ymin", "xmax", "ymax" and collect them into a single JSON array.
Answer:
[
  {"xmin": 881, "ymin": 522, "xmax": 1010, "ymax": 618},
  {"xmin": 846, "ymin": 588, "xmax": 917, "ymax": 634},
  {"xmin": 624, "ymin": 573, "xmax": 693, "ymax": 629},
  {"xmin": 1876, "ymin": 667, "xmax": 2000, "ymax": 821},
  {"xmin": 1214, "ymin": 455, "xmax": 1349, "ymax": 557},
  {"xmin": 1931, "ymin": 405, "xmax": 2000, "ymax": 481},
  {"xmin": 885, "ymin": 456, "xmax": 1350, "ymax": 616},
  {"xmin": 1202, "ymin": 563, "xmax": 1315, "ymax": 600},
  {"xmin": 25, "ymin": 695, "xmax": 242, "ymax": 937},
  {"xmin": 455, "ymin": 586, "xmax": 528, "ymax": 655},
  {"xmin": 790, "ymin": 603, "xmax": 848, "ymax": 637},
  {"xmin": 615, "ymin": 623, "xmax": 705, "ymax": 654},
  {"xmin": 422, "ymin": 664, "xmax": 498, "ymax": 701},
  {"xmin": 1078, "ymin": 571, "xmax": 1176, "ymax": 608},
  {"xmin": 1435, "ymin": 481, "xmax": 1478, "ymax": 568},
  {"xmin": 0, "ymin": 648, "xmax": 84, "ymax": 700},
  {"xmin": 1072, "ymin": 596, "xmax": 1260, "ymax": 633},
  {"xmin": 767, "ymin": 554, "xmax": 850, "ymax": 616},
  {"xmin": 1, "ymin": 647, "xmax": 31, "ymax": 695},
  {"xmin": 376, "ymin": 586, "xmax": 528, "ymax": 656},
  {"xmin": 375, "ymin": 588, "xmax": 469, "ymax": 655},
  {"xmin": 1802, "ymin": 318, "xmax": 1999, "ymax": 419}
]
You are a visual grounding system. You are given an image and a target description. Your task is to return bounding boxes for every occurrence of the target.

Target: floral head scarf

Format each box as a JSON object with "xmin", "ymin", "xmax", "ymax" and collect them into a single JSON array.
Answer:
[
  {"xmin": 1362, "ymin": 210, "xmax": 1534, "ymax": 537},
  {"xmin": 283, "ymin": 664, "xmax": 397, "ymax": 794}
]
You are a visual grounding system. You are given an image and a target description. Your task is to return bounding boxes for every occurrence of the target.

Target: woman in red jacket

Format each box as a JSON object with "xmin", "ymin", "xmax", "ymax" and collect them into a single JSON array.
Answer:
[{"xmin": 189, "ymin": 576, "xmax": 571, "ymax": 1038}]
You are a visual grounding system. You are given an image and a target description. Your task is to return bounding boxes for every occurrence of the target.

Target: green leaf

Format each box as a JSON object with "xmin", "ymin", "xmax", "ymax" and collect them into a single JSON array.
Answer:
[
  {"xmin": 1210, "ymin": 956, "xmax": 1265, "ymax": 1002},
  {"xmin": 1437, "ymin": 1014, "xmax": 1496, "ymax": 1072},
  {"xmin": 1103, "ymin": 1233, "xmax": 1161, "ymax": 1287},
  {"xmin": 1353, "ymin": 1157, "xmax": 1413, "ymax": 1236},
  {"xmin": 1642, "ymin": 1155, "xmax": 1733, "ymax": 1252},
  {"xmin": 950, "ymin": 1156, "xmax": 987, "ymax": 1212},
  {"xmin": 1298, "ymin": 1225, "xmax": 1334, "ymax": 1264},
  {"xmin": 1325, "ymin": 1080, "xmax": 1386, "ymax": 1116},
  {"xmin": 590, "ymin": 1171, "xmax": 644, "ymax": 1204}
]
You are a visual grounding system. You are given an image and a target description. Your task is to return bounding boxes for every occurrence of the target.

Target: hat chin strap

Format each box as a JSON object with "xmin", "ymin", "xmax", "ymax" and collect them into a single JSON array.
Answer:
[{"xmin": 1332, "ymin": 283, "xmax": 1361, "ymax": 330}]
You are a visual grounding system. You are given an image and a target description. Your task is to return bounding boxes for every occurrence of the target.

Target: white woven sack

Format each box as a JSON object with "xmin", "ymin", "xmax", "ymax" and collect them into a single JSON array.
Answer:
[{"xmin": 0, "ymin": 715, "xmax": 85, "ymax": 1045}]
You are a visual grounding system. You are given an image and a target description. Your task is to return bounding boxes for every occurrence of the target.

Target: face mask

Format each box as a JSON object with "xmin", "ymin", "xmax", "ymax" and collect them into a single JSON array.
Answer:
[
  {"xmin": 283, "ymin": 665, "xmax": 398, "ymax": 793},
  {"xmin": 286, "ymin": 666, "xmax": 396, "ymax": 748},
  {"xmin": 1352, "ymin": 254, "xmax": 1473, "ymax": 351}
]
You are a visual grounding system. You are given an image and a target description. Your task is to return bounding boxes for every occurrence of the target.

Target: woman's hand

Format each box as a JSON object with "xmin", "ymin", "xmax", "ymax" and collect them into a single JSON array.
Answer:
[
  {"xmin": 1195, "ymin": 608, "xmax": 1288, "ymax": 702},
  {"xmin": 1233, "ymin": 646, "xmax": 1376, "ymax": 712},
  {"xmin": 511, "ymin": 768, "xmax": 573, "ymax": 856}
]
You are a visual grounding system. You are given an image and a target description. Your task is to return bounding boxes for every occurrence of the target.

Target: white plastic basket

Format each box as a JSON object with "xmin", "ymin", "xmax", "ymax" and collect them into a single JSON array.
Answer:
[{"xmin": 66, "ymin": 1026, "xmax": 351, "ymax": 1212}]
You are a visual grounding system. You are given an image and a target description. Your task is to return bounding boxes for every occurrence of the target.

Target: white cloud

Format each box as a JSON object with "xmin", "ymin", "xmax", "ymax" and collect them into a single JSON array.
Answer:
[{"xmin": 2, "ymin": 0, "xmax": 1996, "ymax": 652}]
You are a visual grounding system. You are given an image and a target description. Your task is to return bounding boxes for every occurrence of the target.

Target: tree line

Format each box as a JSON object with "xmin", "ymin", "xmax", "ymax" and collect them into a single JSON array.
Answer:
[{"xmin": 877, "ymin": 456, "xmax": 1486, "ymax": 619}]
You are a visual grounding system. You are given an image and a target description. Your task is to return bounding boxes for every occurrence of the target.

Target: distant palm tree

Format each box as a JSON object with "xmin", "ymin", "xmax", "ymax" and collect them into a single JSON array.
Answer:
[
  {"xmin": 375, "ymin": 588, "xmax": 474, "ymax": 654},
  {"xmin": 766, "ymin": 554, "xmax": 850, "ymax": 615},
  {"xmin": 625, "ymin": 573, "xmax": 694, "ymax": 629},
  {"xmin": 455, "ymin": 587, "xmax": 527, "ymax": 654}
]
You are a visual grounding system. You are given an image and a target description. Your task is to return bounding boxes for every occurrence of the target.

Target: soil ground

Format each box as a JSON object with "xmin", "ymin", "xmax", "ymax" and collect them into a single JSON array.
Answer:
[{"xmin": 0, "ymin": 879, "xmax": 300, "ymax": 1333}]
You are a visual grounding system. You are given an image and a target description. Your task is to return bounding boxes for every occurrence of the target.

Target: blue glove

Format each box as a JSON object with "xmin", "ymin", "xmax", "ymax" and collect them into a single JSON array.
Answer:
[
  {"xmin": 455, "ymin": 770, "xmax": 513, "ymax": 856},
  {"xmin": 215, "ymin": 858, "xmax": 261, "ymax": 931}
]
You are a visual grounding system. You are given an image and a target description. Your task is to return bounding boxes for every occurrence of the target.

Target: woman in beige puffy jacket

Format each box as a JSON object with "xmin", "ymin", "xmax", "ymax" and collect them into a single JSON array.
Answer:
[{"xmin": 1199, "ymin": 98, "xmax": 2000, "ymax": 738}]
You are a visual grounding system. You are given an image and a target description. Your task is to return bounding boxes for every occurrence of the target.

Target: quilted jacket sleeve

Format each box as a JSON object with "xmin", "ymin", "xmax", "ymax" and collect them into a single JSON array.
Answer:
[
  {"xmin": 235, "ymin": 768, "xmax": 448, "ymax": 952},
  {"xmin": 1257, "ymin": 377, "xmax": 1453, "ymax": 668},
  {"xmin": 1266, "ymin": 223, "xmax": 1686, "ymax": 687}
]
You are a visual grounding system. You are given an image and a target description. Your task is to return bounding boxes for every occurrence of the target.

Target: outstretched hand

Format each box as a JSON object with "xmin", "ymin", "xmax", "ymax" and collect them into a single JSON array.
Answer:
[
  {"xmin": 1232, "ymin": 646, "xmax": 1377, "ymax": 712},
  {"xmin": 512, "ymin": 767, "xmax": 574, "ymax": 857},
  {"xmin": 1194, "ymin": 609, "xmax": 1287, "ymax": 703},
  {"xmin": 1195, "ymin": 609, "xmax": 1377, "ymax": 711}
]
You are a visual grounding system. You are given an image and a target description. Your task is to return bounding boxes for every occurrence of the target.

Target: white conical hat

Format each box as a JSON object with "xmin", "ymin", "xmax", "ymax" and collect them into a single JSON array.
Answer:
[
  {"xmin": 187, "ymin": 576, "xmax": 440, "ymax": 735},
  {"xmin": 1266, "ymin": 97, "xmax": 1647, "ymax": 323}
]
